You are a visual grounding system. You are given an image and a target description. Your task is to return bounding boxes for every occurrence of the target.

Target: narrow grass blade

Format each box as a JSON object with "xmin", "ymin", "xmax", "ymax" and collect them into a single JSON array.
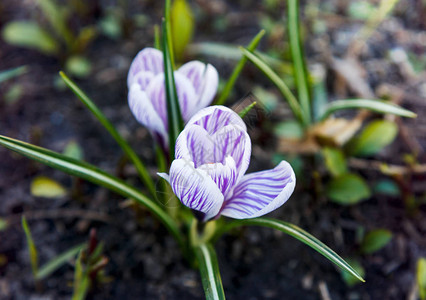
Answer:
[
  {"xmin": 165, "ymin": 0, "xmax": 175, "ymax": 68},
  {"xmin": 216, "ymin": 30, "xmax": 265, "ymax": 105},
  {"xmin": 0, "ymin": 66, "xmax": 27, "ymax": 83},
  {"xmin": 320, "ymin": 99, "xmax": 417, "ymax": 121},
  {"xmin": 194, "ymin": 243, "xmax": 226, "ymax": 300},
  {"xmin": 72, "ymin": 250, "xmax": 89, "ymax": 300},
  {"xmin": 188, "ymin": 42, "xmax": 293, "ymax": 75},
  {"xmin": 162, "ymin": 19, "xmax": 184, "ymax": 159},
  {"xmin": 288, "ymin": 0, "xmax": 311, "ymax": 124},
  {"xmin": 59, "ymin": 71, "xmax": 156, "ymax": 198},
  {"xmin": 36, "ymin": 243, "xmax": 86, "ymax": 280},
  {"xmin": 238, "ymin": 101, "xmax": 257, "ymax": 118},
  {"xmin": 216, "ymin": 217, "xmax": 365, "ymax": 283},
  {"xmin": 22, "ymin": 216, "xmax": 39, "ymax": 277},
  {"xmin": 241, "ymin": 48, "xmax": 306, "ymax": 125},
  {"xmin": 0, "ymin": 135, "xmax": 184, "ymax": 250},
  {"xmin": 154, "ymin": 24, "xmax": 161, "ymax": 50}
]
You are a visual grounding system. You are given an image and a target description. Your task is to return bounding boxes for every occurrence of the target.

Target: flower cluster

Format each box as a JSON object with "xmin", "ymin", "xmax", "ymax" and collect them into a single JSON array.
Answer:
[
  {"xmin": 127, "ymin": 48, "xmax": 219, "ymax": 149},
  {"xmin": 159, "ymin": 106, "xmax": 296, "ymax": 221}
]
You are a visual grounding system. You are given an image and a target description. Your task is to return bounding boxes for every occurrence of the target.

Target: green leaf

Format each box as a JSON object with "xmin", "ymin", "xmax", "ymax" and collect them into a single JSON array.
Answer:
[
  {"xmin": 0, "ymin": 135, "xmax": 184, "ymax": 250},
  {"xmin": 30, "ymin": 176, "xmax": 67, "ymax": 198},
  {"xmin": 326, "ymin": 173, "xmax": 371, "ymax": 205},
  {"xmin": 253, "ymin": 86, "xmax": 279, "ymax": 113},
  {"xmin": 171, "ymin": 0, "xmax": 194, "ymax": 60},
  {"xmin": 360, "ymin": 229, "xmax": 392, "ymax": 254},
  {"xmin": 320, "ymin": 99, "xmax": 416, "ymax": 121},
  {"xmin": 350, "ymin": 120, "xmax": 398, "ymax": 157},
  {"xmin": 22, "ymin": 216, "xmax": 39, "ymax": 277},
  {"xmin": 36, "ymin": 0, "xmax": 74, "ymax": 48},
  {"xmin": 322, "ymin": 147, "xmax": 347, "ymax": 177},
  {"xmin": 63, "ymin": 140, "xmax": 84, "ymax": 160},
  {"xmin": 0, "ymin": 66, "xmax": 28, "ymax": 83},
  {"xmin": 215, "ymin": 218, "xmax": 365, "ymax": 283},
  {"xmin": 194, "ymin": 243, "xmax": 226, "ymax": 300},
  {"xmin": 274, "ymin": 121, "xmax": 304, "ymax": 139},
  {"xmin": 162, "ymin": 18, "xmax": 184, "ymax": 160},
  {"xmin": 99, "ymin": 14, "xmax": 122, "ymax": 39},
  {"xmin": 36, "ymin": 243, "xmax": 86, "ymax": 280},
  {"xmin": 348, "ymin": 1, "xmax": 375, "ymax": 20},
  {"xmin": 59, "ymin": 72, "xmax": 156, "ymax": 198},
  {"xmin": 288, "ymin": 0, "xmax": 311, "ymax": 124},
  {"xmin": 241, "ymin": 48, "xmax": 305, "ymax": 126},
  {"xmin": 65, "ymin": 56, "xmax": 92, "ymax": 78},
  {"xmin": 417, "ymin": 258, "xmax": 426, "ymax": 300},
  {"xmin": 374, "ymin": 179, "xmax": 400, "ymax": 196},
  {"xmin": 2, "ymin": 21, "xmax": 59, "ymax": 55},
  {"xmin": 216, "ymin": 30, "xmax": 265, "ymax": 105},
  {"xmin": 0, "ymin": 218, "xmax": 8, "ymax": 231},
  {"xmin": 5, "ymin": 83, "xmax": 24, "ymax": 104},
  {"xmin": 341, "ymin": 258, "xmax": 365, "ymax": 287}
]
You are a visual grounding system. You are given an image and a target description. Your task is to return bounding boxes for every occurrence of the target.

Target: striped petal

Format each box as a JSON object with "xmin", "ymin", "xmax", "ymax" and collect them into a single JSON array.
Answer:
[
  {"xmin": 177, "ymin": 61, "xmax": 219, "ymax": 115},
  {"xmin": 145, "ymin": 73, "xmax": 197, "ymax": 129},
  {"xmin": 169, "ymin": 159, "xmax": 224, "ymax": 221},
  {"xmin": 221, "ymin": 161, "xmax": 296, "ymax": 219},
  {"xmin": 211, "ymin": 125, "xmax": 251, "ymax": 180},
  {"xmin": 186, "ymin": 106, "xmax": 247, "ymax": 135},
  {"xmin": 175, "ymin": 120, "xmax": 251, "ymax": 178},
  {"xmin": 175, "ymin": 124, "xmax": 215, "ymax": 168},
  {"xmin": 198, "ymin": 156, "xmax": 238, "ymax": 199},
  {"xmin": 128, "ymin": 83, "xmax": 168, "ymax": 146},
  {"xmin": 127, "ymin": 48, "xmax": 163, "ymax": 88}
]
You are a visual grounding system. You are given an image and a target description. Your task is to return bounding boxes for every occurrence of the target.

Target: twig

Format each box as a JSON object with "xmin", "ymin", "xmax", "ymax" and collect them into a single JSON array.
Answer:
[
  {"xmin": 348, "ymin": 158, "xmax": 426, "ymax": 176},
  {"xmin": 318, "ymin": 281, "xmax": 332, "ymax": 300}
]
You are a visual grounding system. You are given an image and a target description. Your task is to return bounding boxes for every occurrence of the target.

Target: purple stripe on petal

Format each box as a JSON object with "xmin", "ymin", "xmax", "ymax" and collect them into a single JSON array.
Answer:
[
  {"xmin": 221, "ymin": 161, "xmax": 296, "ymax": 219},
  {"xmin": 128, "ymin": 84, "xmax": 168, "ymax": 146},
  {"xmin": 127, "ymin": 48, "xmax": 163, "ymax": 88},
  {"xmin": 211, "ymin": 125, "xmax": 251, "ymax": 180},
  {"xmin": 186, "ymin": 106, "xmax": 247, "ymax": 135},
  {"xmin": 175, "ymin": 124, "xmax": 215, "ymax": 167},
  {"xmin": 198, "ymin": 156, "xmax": 238, "ymax": 197},
  {"xmin": 168, "ymin": 159, "xmax": 224, "ymax": 221}
]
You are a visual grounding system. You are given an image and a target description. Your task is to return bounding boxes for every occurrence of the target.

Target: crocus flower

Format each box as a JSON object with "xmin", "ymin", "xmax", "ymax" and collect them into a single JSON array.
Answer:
[
  {"xmin": 127, "ymin": 47, "xmax": 219, "ymax": 148},
  {"xmin": 159, "ymin": 106, "xmax": 296, "ymax": 221}
]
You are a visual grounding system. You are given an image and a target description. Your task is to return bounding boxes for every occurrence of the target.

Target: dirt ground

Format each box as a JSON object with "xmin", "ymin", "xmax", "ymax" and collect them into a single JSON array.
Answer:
[{"xmin": 1, "ymin": 0, "xmax": 425, "ymax": 299}]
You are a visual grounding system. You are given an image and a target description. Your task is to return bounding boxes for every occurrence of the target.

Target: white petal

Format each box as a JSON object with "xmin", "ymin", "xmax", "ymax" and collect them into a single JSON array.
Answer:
[
  {"xmin": 177, "ymin": 61, "xmax": 219, "ymax": 113},
  {"xmin": 145, "ymin": 73, "xmax": 198, "ymax": 128},
  {"xmin": 127, "ymin": 47, "xmax": 163, "ymax": 88},
  {"xmin": 169, "ymin": 159, "xmax": 224, "ymax": 221},
  {"xmin": 221, "ymin": 161, "xmax": 296, "ymax": 219},
  {"xmin": 211, "ymin": 125, "xmax": 251, "ymax": 181},
  {"xmin": 174, "ymin": 72, "xmax": 198, "ymax": 122},
  {"xmin": 157, "ymin": 172, "xmax": 170, "ymax": 183},
  {"xmin": 128, "ymin": 83, "xmax": 168, "ymax": 146},
  {"xmin": 198, "ymin": 156, "xmax": 238, "ymax": 198},
  {"xmin": 175, "ymin": 124, "xmax": 215, "ymax": 168},
  {"xmin": 186, "ymin": 106, "xmax": 247, "ymax": 135},
  {"xmin": 132, "ymin": 71, "xmax": 155, "ymax": 90}
]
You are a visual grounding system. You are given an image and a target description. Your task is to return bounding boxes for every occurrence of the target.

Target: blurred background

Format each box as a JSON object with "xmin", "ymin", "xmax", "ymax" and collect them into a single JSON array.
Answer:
[{"xmin": 0, "ymin": 0, "xmax": 425, "ymax": 299}]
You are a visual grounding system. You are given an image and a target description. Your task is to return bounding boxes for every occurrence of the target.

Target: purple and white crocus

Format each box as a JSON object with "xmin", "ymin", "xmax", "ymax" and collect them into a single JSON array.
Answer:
[
  {"xmin": 127, "ymin": 47, "xmax": 219, "ymax": 149},
  {"xmin": 159, "ymin": 106, "xmax": 296, "ymax": 221}
]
